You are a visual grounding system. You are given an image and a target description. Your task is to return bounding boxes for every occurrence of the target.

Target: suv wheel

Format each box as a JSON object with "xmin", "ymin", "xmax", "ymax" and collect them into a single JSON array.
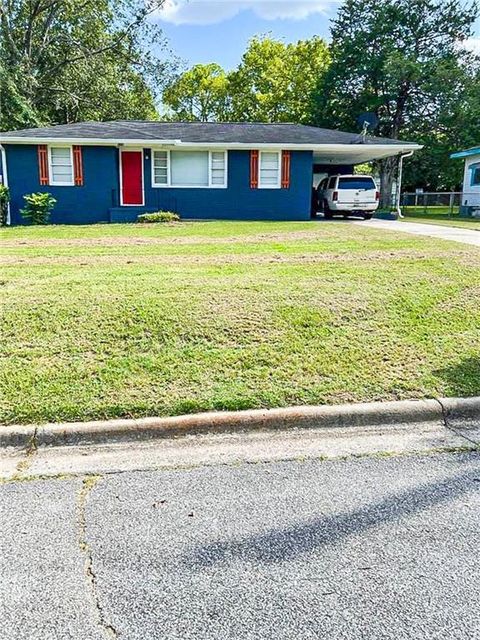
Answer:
[{"xmin": 323, "ymin": 200, "xmax": 333, "ymax": 219}]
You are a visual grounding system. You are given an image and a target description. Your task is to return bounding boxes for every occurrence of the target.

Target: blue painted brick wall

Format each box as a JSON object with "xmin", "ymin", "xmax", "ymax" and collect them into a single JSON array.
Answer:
[
  {"xmin": 5, "ymin": 144, "xmax": 313, "ymax": 224},
  {"xmin": 6, "ymin": 144, "xmax": 118, "ymax": 225},
  {"xmin": 141, "ymin": 149, "xmax": 313, "ymax": 221}
]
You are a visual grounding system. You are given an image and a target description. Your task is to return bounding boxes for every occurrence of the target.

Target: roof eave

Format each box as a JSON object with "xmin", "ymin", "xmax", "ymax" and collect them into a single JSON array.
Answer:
[
  {"xmin": 0, "ymin": 137, "xmax": 422, "ymax": 152},
  {"xmin": 175, "ymin": 142, "xmax": 423, "ymax": 152},
  {"xmin": 0, "ymin": 137, "xmax": 184, "ymax": 145},
  {"xmin": 450, "ymin": 147, "xmax": 480, "ymax": 159}
]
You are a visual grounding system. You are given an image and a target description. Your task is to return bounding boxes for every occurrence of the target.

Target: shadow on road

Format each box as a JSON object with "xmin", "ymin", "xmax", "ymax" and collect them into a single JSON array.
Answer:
[{"xmin": 185, "ymin": 459, "xmax": 480, "ymax": 569}]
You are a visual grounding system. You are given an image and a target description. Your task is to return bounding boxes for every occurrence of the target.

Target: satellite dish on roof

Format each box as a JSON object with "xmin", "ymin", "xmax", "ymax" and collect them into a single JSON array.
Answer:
[
  {"xmin": 357, "ymin": 112, "xmax": 379, "ymax": 131},
  {"xmin": 356, "ymin": 112, "xmax": 379, "ymax": 143}
]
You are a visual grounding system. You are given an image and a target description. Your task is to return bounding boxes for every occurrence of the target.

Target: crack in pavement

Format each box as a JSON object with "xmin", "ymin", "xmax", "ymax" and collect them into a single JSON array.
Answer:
[
  {"xmin": 12, "ymin": 426, "xmax": 38, "ymax": 479},
  {"xmin": 435, "ymin": 398, "xmax": 480, "ymax": 448},
  {"xmin": 77, "ymin": 475, "xmax": 118, "ymax": 639}
]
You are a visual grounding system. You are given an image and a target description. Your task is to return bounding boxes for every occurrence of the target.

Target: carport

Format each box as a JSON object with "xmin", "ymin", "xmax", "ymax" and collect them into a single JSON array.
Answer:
[{"xmin": 311, "ymin": 141, "xmax": 422, "ymax": 216}]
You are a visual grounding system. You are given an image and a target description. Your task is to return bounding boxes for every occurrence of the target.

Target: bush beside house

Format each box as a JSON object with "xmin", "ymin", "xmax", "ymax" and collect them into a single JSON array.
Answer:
[
  {"xmin": 0, "ymin": 185, "xmax": 9, "ymax": 226},
  {"xmin": 20, "ymin": 192, "xmax": 56, "ymax": 225},
  {"xmin": 137, "ymin": 211, "xmax": 180, "ymax": 223}
]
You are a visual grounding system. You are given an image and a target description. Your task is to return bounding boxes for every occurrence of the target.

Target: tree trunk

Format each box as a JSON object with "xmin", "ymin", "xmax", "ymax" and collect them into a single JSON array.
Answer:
[{"xmin": 378, "ymin": 156, "xmax": 399, "ymax": 210}]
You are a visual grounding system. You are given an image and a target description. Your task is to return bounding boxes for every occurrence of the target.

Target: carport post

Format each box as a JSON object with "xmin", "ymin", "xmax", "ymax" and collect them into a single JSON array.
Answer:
[{"xmin": 396, "ymin": 151, "xmax": 414, "ymax": 219}]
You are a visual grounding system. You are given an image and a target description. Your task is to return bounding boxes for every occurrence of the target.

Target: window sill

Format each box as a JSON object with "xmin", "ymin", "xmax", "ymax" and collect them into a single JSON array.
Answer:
[{"xmin": 151, "ymin": 184, "xmax": 228, "ymax": 189}]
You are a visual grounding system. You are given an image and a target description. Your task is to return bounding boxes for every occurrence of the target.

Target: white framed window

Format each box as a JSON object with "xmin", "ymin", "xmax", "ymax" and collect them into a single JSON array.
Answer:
[
  {"xmin": 259, "ymin": 151, "xmax": 281, "ymax": 189},
  {"xmin": 153, "ymin": 150, "xmax": 168, "ymax": 185},
  {"xmin": 49, "ymin": 146, "xmax": 74, "ymax": 186},
  {"xmin": 210, "ymin": 151, "xmax": 226, "ymax": 186},
  {"xmin": 151, "ymin": 150, "xmax": 227, "ymax": 188},
  {"xmin": 470, "ymin": 163, "xmax": 480, "ymax": 187}
]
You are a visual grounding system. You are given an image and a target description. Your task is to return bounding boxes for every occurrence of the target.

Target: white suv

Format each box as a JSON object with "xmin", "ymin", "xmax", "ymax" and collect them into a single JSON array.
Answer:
[{"xmin": 317, "ymin": 175, "xmax": 379, "ymax": 220}]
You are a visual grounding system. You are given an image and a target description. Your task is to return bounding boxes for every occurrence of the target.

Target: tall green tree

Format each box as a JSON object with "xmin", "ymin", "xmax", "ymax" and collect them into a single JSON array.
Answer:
[
  {"xmin": 162, "ymin": 35, "xmax": 330, "ymax": 123},
  {"xmin": 313, "ymin": 0, "xmax": 479, "ymax": 203},
  {"xmin": 403, "ymin": 62, "xmax": 480, "ymax": 191},
  {"xmin": 163, "ymin": 63, "xmax": 230, "ymax": 121},
  {"xmin": 0, "ymin": 0, "xmax": 176, "ymax": 130},
  {"xmin": 0, "ymin": 60, "xmax": 38, "ymax": 129},
  {"xmin": 229, "ymin": 36, "xmax": 330, "ymax": 123}
]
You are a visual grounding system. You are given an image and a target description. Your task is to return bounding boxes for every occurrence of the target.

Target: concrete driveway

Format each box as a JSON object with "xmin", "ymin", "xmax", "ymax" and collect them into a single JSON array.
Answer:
[
  {"xmin": 359, "ymin": 219, "xmax": 480, "ymax": 247},
  {"xmin": 2, "ymin": 452, "xmax": 480, "ymax": 639}
]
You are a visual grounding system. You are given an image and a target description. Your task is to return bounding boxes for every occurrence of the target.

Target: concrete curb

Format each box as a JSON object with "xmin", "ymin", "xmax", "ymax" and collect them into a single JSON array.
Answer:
[
  {"xmin": 0, "ymin": 425, "xmax": 37, "ymax": 450},
  {"xmin": 0, "ymin": 397, "xmax": 462, "ymax": 451},
  {"xmin": 440, "ymin": 397, "xmax": 480, "ymax": 425},
  {"xmin": 439, "ymin": 397, "xmax": 480, "ymax": 441}
]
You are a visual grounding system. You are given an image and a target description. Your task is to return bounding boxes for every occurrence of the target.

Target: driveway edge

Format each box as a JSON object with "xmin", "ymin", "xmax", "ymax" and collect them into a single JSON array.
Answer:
[{"xmin": 2, "ymin": 397, "xmax": 478, "ymax": 452}]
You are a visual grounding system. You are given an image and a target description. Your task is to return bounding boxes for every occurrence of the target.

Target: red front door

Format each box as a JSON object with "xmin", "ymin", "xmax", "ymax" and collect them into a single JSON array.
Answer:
[{"xmin": 121, "ymin": 151, "xmax": 143, "ymax": 205}]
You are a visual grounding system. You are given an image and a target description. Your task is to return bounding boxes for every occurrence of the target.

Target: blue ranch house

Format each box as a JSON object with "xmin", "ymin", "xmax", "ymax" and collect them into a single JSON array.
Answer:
[{"xmin": 0, "ymin": 121, "xmax": 420, "ymax": 225}]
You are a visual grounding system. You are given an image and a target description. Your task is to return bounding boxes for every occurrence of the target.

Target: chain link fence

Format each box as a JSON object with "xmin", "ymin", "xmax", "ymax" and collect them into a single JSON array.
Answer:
[{"xmin": 401, "ymin": 192, "xmax": 480, "ymax": 218}]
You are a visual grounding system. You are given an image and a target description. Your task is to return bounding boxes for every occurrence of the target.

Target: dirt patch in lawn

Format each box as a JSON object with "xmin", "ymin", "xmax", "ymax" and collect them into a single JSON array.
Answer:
[
  {"xmin": 0, "ymin": 229, "xmax": 358, "ymax": 249},
  {"xmin": 0, "ymin": 248, "xmax": 455, "ymax": 268}
]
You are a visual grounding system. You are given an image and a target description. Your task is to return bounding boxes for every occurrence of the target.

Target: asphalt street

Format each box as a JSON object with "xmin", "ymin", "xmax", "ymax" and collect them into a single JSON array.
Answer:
[{"xmin": 2, "ymin": 451, "xmax": 480, "ymax": 639}]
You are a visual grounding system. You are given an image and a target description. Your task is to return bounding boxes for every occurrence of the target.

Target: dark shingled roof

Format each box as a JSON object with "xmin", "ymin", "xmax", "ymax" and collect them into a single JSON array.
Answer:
[{"xmin": 0, "ymin": 120, "xmax": 416, "ymax": 146}]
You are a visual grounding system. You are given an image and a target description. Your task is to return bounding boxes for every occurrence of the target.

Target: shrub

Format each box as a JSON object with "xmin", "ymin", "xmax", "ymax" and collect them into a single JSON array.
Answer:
[
  {"xmin": 137, "ymin": 211, "xmax": 180, "ymax": 224},
  {"xmin": 20, "ymin": 192, "xmax": 56, "ymax": 225},
  {"xmin": 0, "ymin": 184, "xmax": 10, "ymax": 226}
]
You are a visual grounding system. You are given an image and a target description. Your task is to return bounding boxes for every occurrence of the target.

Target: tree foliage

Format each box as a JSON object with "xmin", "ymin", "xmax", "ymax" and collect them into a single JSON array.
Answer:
[
  {"xmin": 0, "ymin": 0, "xmax": 176, "ymax": 130},
  {"xmin": 312, "ymin": 0, "xmax": 480, "ymax": 196},
  {"xmin": 403, "ymin": 63, "xmax": 480, "ymax": 190},
  {"xmin": 163, "ymin": 36, "xmax": 330, "ymax": 124},
  {"xmin": 163, "ymin": 63, "xmax": 230, "ymax": 121},
  {"xmin": 228, "ymin": 36, "xmax": 330, "ymax": 123}
]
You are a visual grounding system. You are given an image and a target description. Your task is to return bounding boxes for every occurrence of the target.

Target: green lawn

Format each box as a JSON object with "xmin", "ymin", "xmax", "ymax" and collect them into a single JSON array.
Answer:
[
  {"xmin": 1, "ymin": 220, "xmax": 480, "ymax": 425},
  {"xmin": 402, "ymin": 206, "xmax": 480, "ymax": 231}
]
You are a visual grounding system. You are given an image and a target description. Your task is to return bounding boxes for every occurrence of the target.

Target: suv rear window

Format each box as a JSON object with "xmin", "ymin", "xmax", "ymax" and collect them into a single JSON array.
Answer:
[{"xmin": 338, "ymin": 177, "xmax": 376, "ymax": 190}]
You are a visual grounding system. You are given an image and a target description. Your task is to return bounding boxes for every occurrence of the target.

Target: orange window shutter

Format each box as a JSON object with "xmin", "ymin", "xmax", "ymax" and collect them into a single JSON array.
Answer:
[
  {"xmin": 38, "ymin": 145, "xmax": 49, "ymax": 185},
  {"xmin": 281, "ymin": 151, "xmax": 291, "ymax": 189},
  {"xmin": 250, "ymin": 150, "xmax": 259, "ymax": 188},
  {"xmin": 73, "ymin": 145, "xmax": 84, "ymax": 186}
]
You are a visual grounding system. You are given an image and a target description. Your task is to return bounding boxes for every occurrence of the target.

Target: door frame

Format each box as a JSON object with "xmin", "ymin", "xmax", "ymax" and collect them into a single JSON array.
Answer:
[{"xmin": 119, "ymin": 148, "xmax": 145, "ymax": 207}]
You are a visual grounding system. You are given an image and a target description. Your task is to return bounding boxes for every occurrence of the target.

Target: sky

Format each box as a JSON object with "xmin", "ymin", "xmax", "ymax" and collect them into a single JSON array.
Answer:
[
  {"xmin": 153, "ymin": 0, "xmax": 340, "ymax": 69},
  {"xmin": 152, "ymin": 0, "xmax": 480, "ymax": 70}
]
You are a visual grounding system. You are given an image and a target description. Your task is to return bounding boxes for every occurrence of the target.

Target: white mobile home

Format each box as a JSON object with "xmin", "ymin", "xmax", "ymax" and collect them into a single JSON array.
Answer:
[{"xmin": 451, "ymin": 146, "xmax": 480, "ymax": 216}]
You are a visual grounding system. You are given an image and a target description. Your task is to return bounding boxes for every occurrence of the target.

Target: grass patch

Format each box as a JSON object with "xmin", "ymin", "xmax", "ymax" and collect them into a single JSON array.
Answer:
[
  {"xmin": 402, "ymin": 206, "xmax": 480, "ymax": 231},
  {"xmin": 1, "ymin": 220, "xmax": 480, "ymax": 425}
]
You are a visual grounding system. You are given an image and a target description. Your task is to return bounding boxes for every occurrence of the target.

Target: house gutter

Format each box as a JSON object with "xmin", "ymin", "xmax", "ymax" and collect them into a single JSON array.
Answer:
[
  {"xmin": 396, "ymin": 151, "xmax": 414, "ymax": 218},
  {"xmin": 0, "ymin": 144, "xmax": 10, "ymax": 225},
  {"xmin": 0, "ymin": 137, "xmax": 422, "ymax": 153}
]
